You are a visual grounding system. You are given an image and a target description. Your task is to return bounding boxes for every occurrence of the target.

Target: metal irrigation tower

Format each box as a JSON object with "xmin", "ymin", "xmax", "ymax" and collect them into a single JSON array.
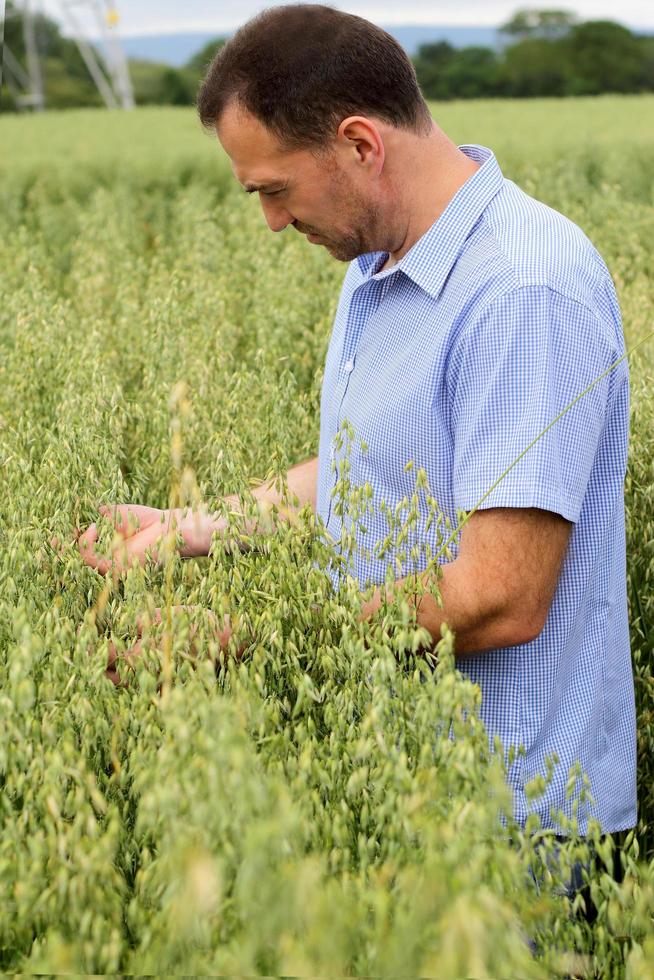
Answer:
[{"xmin": 2, "ymin": 0, "xmax": 134, "ymax": 110}]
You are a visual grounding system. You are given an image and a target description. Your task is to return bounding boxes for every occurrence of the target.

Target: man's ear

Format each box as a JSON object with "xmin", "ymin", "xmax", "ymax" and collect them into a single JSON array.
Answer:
[{"xmin": 336, "ymin": 116, "xmax": 385, "ymax": 173}]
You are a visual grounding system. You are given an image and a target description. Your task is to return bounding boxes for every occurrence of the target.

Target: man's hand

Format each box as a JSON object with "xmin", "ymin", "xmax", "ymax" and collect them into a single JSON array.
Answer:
[
  {"xmin": 73, "ymin": 504, "xmax": 226, "ymax": 574},
  {"xmin": 76, "ymin": 505, "xmax": 173, "ymax": 574},
  {"xmin": 105, "ymin": 604, "xmax": 244, "ymax": 687}
]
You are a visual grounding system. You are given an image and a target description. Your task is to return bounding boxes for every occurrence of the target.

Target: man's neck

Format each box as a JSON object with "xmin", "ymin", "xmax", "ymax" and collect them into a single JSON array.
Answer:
[{"xmin": 380, "ymin": 131, "xmax": 481, "ymax": 266}]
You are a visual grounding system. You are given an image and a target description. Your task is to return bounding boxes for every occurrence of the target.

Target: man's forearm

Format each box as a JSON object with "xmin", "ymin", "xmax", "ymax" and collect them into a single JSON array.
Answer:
[
  {"xmin": 173, "ymin": 456, "xmax": 319, "ymax": 558},
  {"xmin": 359, "ymin": 507, "xmax": 565, "ymax": 658},
  {"xmin": 250, "ymin": 455, "xmax": 318, "ymax": 512},
  {"xmin": 359, "ymin": 554, "xmax": 540, "ymax": 657}
]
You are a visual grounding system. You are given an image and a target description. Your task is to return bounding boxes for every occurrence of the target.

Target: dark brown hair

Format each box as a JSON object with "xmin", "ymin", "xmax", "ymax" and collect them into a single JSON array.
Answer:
[{"xmin": 197, "ymin": 4, "xmax": 432, "ymax": 152}]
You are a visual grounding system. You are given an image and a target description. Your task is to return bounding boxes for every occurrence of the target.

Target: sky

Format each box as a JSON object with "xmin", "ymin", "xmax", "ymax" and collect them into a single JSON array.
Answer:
[{"xmin": 36, "ymin": 0, "xmax": 654, "ymax": 37}]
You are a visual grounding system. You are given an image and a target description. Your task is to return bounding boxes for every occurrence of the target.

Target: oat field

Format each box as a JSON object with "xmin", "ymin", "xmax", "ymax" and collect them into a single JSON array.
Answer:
[{"xmin": 1, "ymin": 97, "xmax": 653, "ymax": 975}]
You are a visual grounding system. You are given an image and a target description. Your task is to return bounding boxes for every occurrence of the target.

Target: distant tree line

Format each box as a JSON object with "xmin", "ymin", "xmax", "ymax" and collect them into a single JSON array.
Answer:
[
  {"xmin": 1, "ymin": 4, "xmax": 653, "ymax": 113},
  {"xmin": 414, "ymin": 10, "xmax": 654, "ymax": 99},
  {"xmin": 125, "ymin": 39, "xmax": 225, "ymax": 108}
]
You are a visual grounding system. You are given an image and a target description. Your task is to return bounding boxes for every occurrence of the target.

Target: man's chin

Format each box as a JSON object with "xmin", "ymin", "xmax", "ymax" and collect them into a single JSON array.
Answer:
[{"xmin": 322, "ymin": 241, "xmax": 363, "ymax": 262}]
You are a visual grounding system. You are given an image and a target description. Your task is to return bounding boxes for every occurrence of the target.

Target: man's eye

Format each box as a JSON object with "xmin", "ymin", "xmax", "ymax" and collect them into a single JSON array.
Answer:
[{"xmin": 263, "ymin": 188, "xmax": 283, "ymax": 196}]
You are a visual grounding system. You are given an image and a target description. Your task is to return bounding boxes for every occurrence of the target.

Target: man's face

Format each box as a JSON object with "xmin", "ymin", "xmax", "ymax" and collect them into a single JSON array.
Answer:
[{"xmin": 215, "ymin": 101, "xmax": 384, "ymax": 261}]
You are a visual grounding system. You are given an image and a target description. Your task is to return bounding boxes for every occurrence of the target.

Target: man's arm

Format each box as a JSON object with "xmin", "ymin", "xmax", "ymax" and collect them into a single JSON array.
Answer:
[
  {"xmin": 176, "ymin": 455, "xmax": 319, "ymax": 558},
  {"xmin": 360, "ymin": 506, "xmax": 572, "ymax": 656}
]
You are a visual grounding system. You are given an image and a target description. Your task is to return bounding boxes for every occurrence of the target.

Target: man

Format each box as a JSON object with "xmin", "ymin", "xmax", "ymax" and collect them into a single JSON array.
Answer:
[{"xmin": 78, "ymin": 4, "xmax": 636, "ymax": 837}]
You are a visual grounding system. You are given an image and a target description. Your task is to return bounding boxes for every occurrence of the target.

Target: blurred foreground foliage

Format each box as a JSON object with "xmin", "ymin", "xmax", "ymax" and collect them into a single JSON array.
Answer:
[{"xmin": 0, "ymin": 101, "xmax": 653, "ymax": 975}]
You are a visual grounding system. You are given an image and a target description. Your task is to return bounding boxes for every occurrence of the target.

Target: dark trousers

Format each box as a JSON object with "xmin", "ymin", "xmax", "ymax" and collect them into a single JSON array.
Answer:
[
  {"xmin": 520, "ymin": 833, "xmax": 628, "ymax": 961},
  {"xmin": 554, "ymin": 832, "xmax": 627, "ymax": 925}
]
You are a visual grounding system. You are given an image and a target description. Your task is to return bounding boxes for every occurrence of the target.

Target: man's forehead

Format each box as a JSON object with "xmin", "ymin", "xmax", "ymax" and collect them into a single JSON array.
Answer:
[
  {"xmin": 215, "ymin": 101, "xmax": 338, "ymax": 190},
  {"xmin": 215, "ymin": 102, "xmax": 289, "ymax": 177}
]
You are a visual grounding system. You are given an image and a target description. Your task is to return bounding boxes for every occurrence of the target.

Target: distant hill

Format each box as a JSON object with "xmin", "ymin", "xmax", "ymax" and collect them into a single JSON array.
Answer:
[
  {"xmin": 115, "ymin": 25, "xmax": 504, "ymax": 67},
  {"xmin": 117, "ymin": 33, "xmax": 226, "ymax": 66},
  {"xmin": 386, "ymin": 25, "xmax": 503, "ymax": 56}
]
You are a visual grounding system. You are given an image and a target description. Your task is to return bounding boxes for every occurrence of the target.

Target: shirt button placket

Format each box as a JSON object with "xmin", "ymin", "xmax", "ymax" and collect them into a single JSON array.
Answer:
[{"xmin": 328, "ymin": 279, "xmax": 380, "ymax": 528}]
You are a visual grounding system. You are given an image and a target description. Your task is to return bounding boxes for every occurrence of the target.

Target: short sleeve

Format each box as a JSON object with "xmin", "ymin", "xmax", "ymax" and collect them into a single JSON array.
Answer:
[{"xmin": 447, "ymin": 286, "xmax": 617, "ymax": 523}]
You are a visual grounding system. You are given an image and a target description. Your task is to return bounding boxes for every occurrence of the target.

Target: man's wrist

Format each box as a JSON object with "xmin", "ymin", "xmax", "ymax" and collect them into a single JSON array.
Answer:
[
  {"xmin": 170, "ymin": 491, "xmax": 279, "ymax": 559},
  {"xmin": 170, "ymin": 506, "xmax": 226, "ymax": 558}
]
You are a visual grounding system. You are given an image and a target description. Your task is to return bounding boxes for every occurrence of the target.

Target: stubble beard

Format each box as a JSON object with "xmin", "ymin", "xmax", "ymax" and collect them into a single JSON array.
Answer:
[{"xmin": 317, "ymin": 161, "xmax": 386, "ymax": 262}]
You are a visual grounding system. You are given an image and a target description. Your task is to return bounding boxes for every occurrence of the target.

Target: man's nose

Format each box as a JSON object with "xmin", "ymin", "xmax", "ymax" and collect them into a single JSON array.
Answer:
[{"xmin": 260, "ymin": 197, "xmax": 294, "ymax": 233}]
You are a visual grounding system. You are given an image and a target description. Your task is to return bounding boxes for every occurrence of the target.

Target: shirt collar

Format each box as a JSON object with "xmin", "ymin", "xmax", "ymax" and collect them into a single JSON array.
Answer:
[{"xmin": 356, "ymin": 145, "xmax": 504, "ymax": 300}]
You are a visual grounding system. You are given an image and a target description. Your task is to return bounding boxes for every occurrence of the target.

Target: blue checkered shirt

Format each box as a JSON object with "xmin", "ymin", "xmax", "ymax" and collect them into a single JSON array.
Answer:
[{"xmin": 316, "ymin": 144, "xmax": 636, "ymax": 835}]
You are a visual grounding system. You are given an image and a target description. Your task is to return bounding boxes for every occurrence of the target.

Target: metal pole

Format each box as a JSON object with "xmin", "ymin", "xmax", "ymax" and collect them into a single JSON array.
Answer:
[
  {"xmin": 3, "ymin": 45, "xmax": 32, "ymax": 90},
  {"xmin": 0, "ymin": 0, "xmax": 5, "ymax": 90},
  {"xmin": 61, "ymin": 0, "xmax": 134, "ymax": 109},
  {"xmin": 59, "ymin": 0, "xmax": 118, "ymax": 108},
  {"xmin": 22, "ymin": 0, "xmax": 45, "ymax": 109},
  {"xmin": 100, "ymin": 1, "xmax": 134, "ymax": 108}
]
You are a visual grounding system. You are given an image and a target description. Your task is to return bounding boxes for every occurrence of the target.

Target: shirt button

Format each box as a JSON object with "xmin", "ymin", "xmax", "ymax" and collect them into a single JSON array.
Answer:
[{"xmin": 344, "ymin": 359, "xmax": 354, "ymax": 373}]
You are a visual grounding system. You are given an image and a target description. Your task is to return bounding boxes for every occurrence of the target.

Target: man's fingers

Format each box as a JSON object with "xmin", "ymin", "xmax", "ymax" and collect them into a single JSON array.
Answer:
[
  {"xmin": 134, "ymin": 606, "xmax": 226, "ymax": 639},
  {"xmin": 102, "ymin": 505, "xmax": 143, "ymax": 539},
  {"xmin": 75, "ymin": 505, "xmax": 173, "ymax": 574},
  {"xmin": 54, "ymin": 504, "xmax": 156, "ymax": 570},
  {"xmin": 101, "ymin": 504, "xmax": 165, "ymax": 539},
  {"xmin": 131, "ymin": 606, "xmax": 235, "ymax": 664},
  {"xmin": 77, "ymin": 522, "xmax": 99, "ymax": 552},
  {"xmin": 135, "ymin": 606, "xmax": 219, "ymax": 636},
  {"xmin": 78, "ymin": 530, "xmax": 147, "ymax": 575},
  {"xmin": 77, "ymin": 524, "xmax": 119, "ymax": 575},
  {"xmin": 97, "ymin": 604, "xmax": 242, "ymax": 688},
  {"xmin": 136, "ymin": 607, "xmax": 163, "ymax": 636},
  {"xmin": 77, "ymin": 525, "xmax": 114, "ymax": 575},
  {"xmin": 115, "ymin": 528, "xmax": 168, "ymax": 573},
  {"xmin": 106, "ymin": 638, "xmax": 144, "ymax": 685},
  {"xmin": 49, "ymin": 525, "xmax": 82, "ymax": 557},
  {"xmin": 108, "ymin": 638, "xmax": 143, "ymax": 663}
]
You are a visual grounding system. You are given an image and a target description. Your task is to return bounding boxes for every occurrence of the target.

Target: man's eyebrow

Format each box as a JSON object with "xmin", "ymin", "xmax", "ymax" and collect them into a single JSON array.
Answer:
[{"xmin": 242, "ymin": 181, "xmax": 286, "ymax": 193}]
